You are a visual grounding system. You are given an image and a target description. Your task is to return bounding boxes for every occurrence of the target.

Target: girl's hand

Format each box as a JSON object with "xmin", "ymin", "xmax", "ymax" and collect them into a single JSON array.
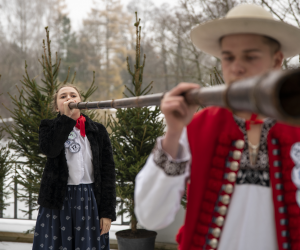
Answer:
[
  {"xmin": 63, "ymin": 99, "xmax": 77, "ymax": 118},
  {"xmin": 100, "ymin": 218, "xmax": 111, "ymax": 235}
]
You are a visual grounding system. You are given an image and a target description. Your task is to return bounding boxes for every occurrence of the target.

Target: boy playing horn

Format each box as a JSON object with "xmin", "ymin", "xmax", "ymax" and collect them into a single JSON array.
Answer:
[{"xmin": 135, "ymin": 4, "xmax": 300, "ymax": 250}]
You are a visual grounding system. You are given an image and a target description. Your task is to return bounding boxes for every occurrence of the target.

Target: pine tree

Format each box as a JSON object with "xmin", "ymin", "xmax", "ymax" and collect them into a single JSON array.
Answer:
[
  {"xmin": 109, "ymin": 13, "xmax": 165, "ymax": 233},
  {"xmin": 0, "ymin": 130, "xmax": 12, "ymax": 218},
  {"xmin": 0, "ymin": 27, "xmax": 98, "ymax": 219}
]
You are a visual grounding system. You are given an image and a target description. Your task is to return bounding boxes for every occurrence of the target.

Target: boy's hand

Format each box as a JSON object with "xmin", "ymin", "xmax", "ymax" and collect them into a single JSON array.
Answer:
[{"xmin": 161, "ymin": 83, "xmax": 200, "ymax": 158}]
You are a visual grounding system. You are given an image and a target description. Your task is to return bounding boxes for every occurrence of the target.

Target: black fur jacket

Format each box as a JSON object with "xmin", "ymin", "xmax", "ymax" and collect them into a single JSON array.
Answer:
[{"xmin": 38, "ymin": 113, "xmax": 116, "ymax": 221}]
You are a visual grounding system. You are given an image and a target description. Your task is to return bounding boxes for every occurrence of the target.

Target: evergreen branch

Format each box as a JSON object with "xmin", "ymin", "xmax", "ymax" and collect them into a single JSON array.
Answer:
[
  {"xmin": 143, "ymin": 86, "xmax": 153, "ymax": 96},
  {"xmin": 114, "ymin": 140, "xmax": 127, "ymax": 159},
  {"xmin": 71, "ymin": 72, "xmax": 76, "ymax": 84},
  {"xmin": 140, "ymin": 125, "xmax": 147, "ymax": 150},
  {"xmin": 134, "ymin": 67, "xmax": 140, "ymax": 96},
  {"xmin": 16, "ymin": 86, "xmax": 33, "ymax": 109},
  {"xmin": 42, "ymin": 40, "xmax": 51, "ymax": 77},
  {"xmin": 138, "ymin": 25, "xmax": 141, "ymax": 67},
  {"xmin": 38, "ymin": 58, "xmax": 45, "ymax": 75},
  {"xmin": 142, "ymin": 54, "xmax": 146, "ymax": 68},
  {"xmin": 63, "ymin": 67, "xmax": 71, "ymax": 84},
  {"xmin": 45, "ymin": 27, "xmax": 54, "ymax": 85},
  {"xmin": 126, "ymin": 57, "xmax": 134, "ymax": 76},
  {"xmin": 140, "ymin": 81, "xmax": 153, "ymax": 95},
  {"xmin": 55, "ymin": 51, "xmax": 59, "ymax": 67},
  {"xmin": 81, "ymin": 71, "xmax": 97, "ymax": 102},
  {"xmin": 52, "ymin": 57, "xmax": 61, "ymax": 77},
  {"xmin": 124, "ymin": 85, "xmax": 135, "ymax": 96},
  {"xmin": 134, "ymin": 12, "xmax": 140, "ymax": 71},
  {"xmin": 24, "ymin": 61, "xmax": 31, "ymax": 83},
  {"xmin": 130, "ymin": 78, "xmax": 136, "ymax": 88},
  {"xmin": 44, "ymin": 66, "xmax": 54, "ymax": 82},
  {"xmin": 1, "ymin": 101, "xmax": 15, "ymax": 114},
  {"xmin": 91, "ymin": 71, "xmax": 95, "ymax": 86},
  {"xmin": 138, "ymin": 54, "xmax": 146, "ymax": 89},
  {"xmin": 42, "ymin": 54, "xmax": 46, "ymax": 72},
  {"xmin": 32, "ymin": 74, "xmax": 41, "ymax": 81},
  {"xmin": 41, "ymin": 57, "xmax": 47, "ymax": 83}
]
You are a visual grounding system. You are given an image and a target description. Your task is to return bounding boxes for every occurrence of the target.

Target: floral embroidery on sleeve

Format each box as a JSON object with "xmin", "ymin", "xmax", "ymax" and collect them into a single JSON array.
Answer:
[{"xmin": 152, "ymin": 143, "xmax": 187, "ymax": 176}]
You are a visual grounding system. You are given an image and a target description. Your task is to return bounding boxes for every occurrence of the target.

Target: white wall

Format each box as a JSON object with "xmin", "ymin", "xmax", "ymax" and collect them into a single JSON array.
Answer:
[
  {"xmin": 155, "ymin": 206, "xmax": 186, "ymax": 244},
  {"xmin": 137, "ymin": 205, "xmax": 186, "ymax": 244}
]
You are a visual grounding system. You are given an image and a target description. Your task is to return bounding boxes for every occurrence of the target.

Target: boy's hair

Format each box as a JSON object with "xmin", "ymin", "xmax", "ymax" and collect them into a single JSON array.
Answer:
[
  {"xmin": 262, "ymin": 36, "xmax": 281, "ymax": 55},
  {"xmin": 52, "ymin": 84, "xmax": 82, "ymax": 113},
  {"xmin": 219, "ymin": 35, "xmax": 281, "ymax": 55}
]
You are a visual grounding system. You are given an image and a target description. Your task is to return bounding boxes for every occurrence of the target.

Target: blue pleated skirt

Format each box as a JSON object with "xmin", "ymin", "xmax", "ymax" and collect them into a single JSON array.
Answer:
[{"xmin": 32, "ymin": 183, "xmax": 109, "ymax": 250}]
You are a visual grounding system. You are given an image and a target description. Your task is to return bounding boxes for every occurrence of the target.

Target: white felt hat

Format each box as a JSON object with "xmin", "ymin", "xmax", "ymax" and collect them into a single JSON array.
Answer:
[{"xmin": 190, "ymin": 4, "xmax": 300, "ymax": 58}]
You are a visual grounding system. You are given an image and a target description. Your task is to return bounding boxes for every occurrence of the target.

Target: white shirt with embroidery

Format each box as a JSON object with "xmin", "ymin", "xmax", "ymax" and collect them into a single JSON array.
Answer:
[
  {"xmin": 135, "ymin": 125, "xmax": 278, "ymax": 250},
  {"xmin": 64, "ymin": 127, "xmax": 94, "ymax": 185}
]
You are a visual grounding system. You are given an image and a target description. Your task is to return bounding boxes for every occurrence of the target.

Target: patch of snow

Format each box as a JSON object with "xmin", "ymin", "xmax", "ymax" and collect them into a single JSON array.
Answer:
[
  {"xmin": 0, "ymin": 118, "xmax": 13, "ymax": 123},
  {"xmin": 0, "ymin": 219, "xmax": 36, "ymax": 233},
  {"xmin": 0, "ymin": 242, "xmax": 32, "ymax": 250}
]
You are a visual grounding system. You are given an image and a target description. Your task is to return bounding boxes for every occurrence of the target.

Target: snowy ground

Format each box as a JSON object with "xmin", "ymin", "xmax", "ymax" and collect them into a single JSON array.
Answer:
[{"xmin": 0, "ymin": 242, "xmax": 32, "ymax": 250}]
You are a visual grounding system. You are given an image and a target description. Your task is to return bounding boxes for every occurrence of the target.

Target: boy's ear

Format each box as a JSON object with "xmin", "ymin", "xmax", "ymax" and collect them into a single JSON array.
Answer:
[{"xmin": 273, "ymin": 51, "xmax": 284, "ymax": 69}]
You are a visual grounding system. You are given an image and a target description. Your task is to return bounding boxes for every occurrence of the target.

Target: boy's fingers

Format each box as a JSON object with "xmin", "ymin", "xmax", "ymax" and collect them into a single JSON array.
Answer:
[{"xmin": 166, "ymin": 83, "xmax": 200, "ymax": 97}]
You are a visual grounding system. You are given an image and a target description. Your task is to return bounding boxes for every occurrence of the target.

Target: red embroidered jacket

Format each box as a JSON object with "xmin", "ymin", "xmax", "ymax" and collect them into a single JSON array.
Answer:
[{"xmin": 176, "ymin": 107, "xmax": 300, "ymax": 250}]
